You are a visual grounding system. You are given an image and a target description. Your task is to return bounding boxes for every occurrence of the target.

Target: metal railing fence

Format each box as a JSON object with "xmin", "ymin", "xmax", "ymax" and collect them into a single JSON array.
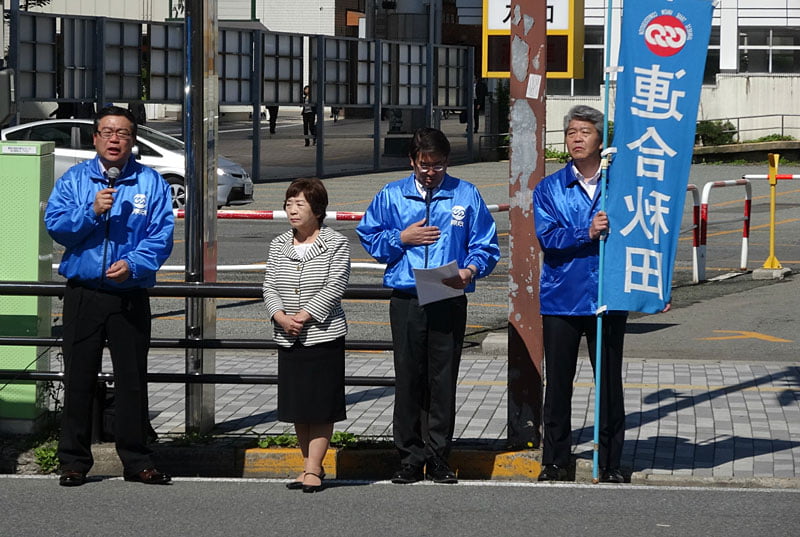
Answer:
[{"xmin": 0, "ymin": 280, "xmax": 396, "ymax": 389}]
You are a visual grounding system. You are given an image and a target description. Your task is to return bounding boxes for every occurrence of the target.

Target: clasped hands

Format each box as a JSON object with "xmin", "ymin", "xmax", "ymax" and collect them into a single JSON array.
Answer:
[{"xmin": 275, "ymin": 310, "xmax": 312, "ymax": 337}]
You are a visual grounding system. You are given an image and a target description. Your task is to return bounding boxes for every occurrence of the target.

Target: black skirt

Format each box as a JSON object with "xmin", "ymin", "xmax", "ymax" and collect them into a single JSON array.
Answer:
[{"xmin": 277, "ymin": 337, "xmax": 346, "ymax": 424}]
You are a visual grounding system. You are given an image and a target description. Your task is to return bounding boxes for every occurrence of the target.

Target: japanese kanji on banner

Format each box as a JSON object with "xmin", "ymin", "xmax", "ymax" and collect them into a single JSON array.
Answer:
[{"xmin": 604, "ymin": 0, "xmax": 715, "ymax": 314}]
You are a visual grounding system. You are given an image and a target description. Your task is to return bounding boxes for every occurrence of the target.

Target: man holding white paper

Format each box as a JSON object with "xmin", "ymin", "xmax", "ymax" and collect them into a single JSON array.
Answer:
[{"xmin": 357, "ymin": 127, "xmax": 500, "ymax": 484}]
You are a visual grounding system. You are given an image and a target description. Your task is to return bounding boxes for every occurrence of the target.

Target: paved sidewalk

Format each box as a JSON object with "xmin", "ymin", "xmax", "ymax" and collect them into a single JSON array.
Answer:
[{"xmin": 142, "ymin": 347, "xmax": 800, "ymax": 484}]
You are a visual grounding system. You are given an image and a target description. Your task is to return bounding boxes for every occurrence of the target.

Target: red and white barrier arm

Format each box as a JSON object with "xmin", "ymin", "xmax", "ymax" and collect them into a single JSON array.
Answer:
[
  {"xmin": 158, "ymin": 261, "xmax": 387, "ymax": 272},
  {"xmin": 173, "ymin": 209, "xmax": 365, "ymax": 221},
  {"xmin": 173, "ymin": 204, "xmax": 510, "ymax": 220},
  {"xmin": 741, "ymin": 174, "xmax": 799, "ymax": 181}
]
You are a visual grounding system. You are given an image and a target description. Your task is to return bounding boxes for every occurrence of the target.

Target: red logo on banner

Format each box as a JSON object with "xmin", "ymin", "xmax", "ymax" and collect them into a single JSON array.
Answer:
[{"xmin": 644, "ymin": 15, "xmax": 688, "ymax": 57}]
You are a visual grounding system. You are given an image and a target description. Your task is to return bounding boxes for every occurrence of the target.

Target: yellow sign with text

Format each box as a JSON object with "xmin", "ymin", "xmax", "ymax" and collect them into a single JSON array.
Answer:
[{"xmin": 482, "ymin": 0, "xmax": 584, "ymax": 79}]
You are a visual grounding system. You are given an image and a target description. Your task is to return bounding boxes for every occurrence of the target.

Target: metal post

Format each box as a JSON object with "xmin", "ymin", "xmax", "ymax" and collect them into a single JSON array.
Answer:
[
  {"xmin": 466, "ymin": 48, "xmax": 475, "ymax": 156},
  {"xmin": 183, "ymin": 0, "xmax": 218, "ymax": 434},
  {"xmin": 251, "ymin": 30, "xmax": 263, "ymax": 183},
  {"xmin": 96, "ymin": 19, "xmax": 106, "ymax": 110},
  {"xmin": 315, "ymin": 36, "xmax": 325, "ymax": 178},
  {"xmin": 507, "ymin": 0, "xmax": 546, "ymax": 449},
  {"xmin": 763, "ymin": 153, "xmax": 782, "ymax": 269},
  {"xmin": 425, "ymin": 2, "xmax": 434, "ymax": 127},
  {"xmin": 8, "ymin": 1, "xmax": 19, "ymax": 125},
  {"xmin": 373, "ymin": 40, "xmax": 383, "ymax": 171}
]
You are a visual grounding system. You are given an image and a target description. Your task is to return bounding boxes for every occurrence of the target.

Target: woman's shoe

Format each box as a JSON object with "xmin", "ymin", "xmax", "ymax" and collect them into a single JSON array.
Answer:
[
  {"xmin": 286, "ymin": 472, "xmax": 305, "ymax": 490},
  {"xmin": 302, "ymin": 470, "xmax": 325, "ymax": 493}
]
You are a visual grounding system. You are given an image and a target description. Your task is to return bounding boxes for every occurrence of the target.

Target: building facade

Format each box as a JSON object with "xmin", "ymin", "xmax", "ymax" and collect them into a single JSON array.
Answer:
[{"xmin": 11, "ymin": 0, "xmax": 800, "ymax": 141}]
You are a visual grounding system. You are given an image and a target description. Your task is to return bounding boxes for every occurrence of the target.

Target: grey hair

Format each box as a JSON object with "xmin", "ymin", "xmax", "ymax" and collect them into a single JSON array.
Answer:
[{"xmin": 563, "ymin": 105, "xmax": 604, "ymax": 136}]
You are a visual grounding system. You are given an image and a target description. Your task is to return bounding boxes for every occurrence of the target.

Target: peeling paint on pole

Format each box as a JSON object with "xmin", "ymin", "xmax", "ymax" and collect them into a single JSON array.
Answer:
[{"xmin": 507, "ymin": 0, "xmax": 545, "ymax": 450}]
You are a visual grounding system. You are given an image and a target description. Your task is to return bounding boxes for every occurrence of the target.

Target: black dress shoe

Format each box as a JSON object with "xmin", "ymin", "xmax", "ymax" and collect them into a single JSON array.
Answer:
[
  {"xmin": 425, "ymin": 457, "xmax": 457, "ymax": 484},
  {"xmin": 124, "ymin": 468, "xmax": 172, "ymax": 485},
  {"xmin": 537, "ymin": 464, "xmax": 568, "ymax": 482},
  {"xmin": 59, "ymin": 470, "xmax": 87, "ymax": 487},
  {"xmin": 391, "ymin": 463, "xmax": 423, "ymax": 484},
  {"xmin": 600, "ymin": 468, "xmax": 625, "ymax": 483}
]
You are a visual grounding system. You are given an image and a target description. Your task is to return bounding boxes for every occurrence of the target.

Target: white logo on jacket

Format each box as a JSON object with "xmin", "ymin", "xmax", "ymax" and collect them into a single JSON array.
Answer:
[
  {"xmin": 451, "ymin": 205, "xmax": 466, "ymax": 227},
  {"xmin": 133, "ymin": 194, "xmax": 147, "ymax": 215}
]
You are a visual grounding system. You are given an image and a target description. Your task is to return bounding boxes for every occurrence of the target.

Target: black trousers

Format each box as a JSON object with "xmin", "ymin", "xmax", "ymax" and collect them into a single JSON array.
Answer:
[
  {"xmin": 266, "ymin": 105, "xmax": 278, "ymax": 134},
  {"xmin": 389, "ymin": 292, "xmax": 467, "ymax": 467},
  {"xmin": 541, "ymin": 314, "xmax": 627, "ymax": 470},
  {"xmin": 301, "ymin": 112, "xmax": 316, "ymax": 145},
  {"xmin": 58, "ymin": 282, "xmax": 154, "ymax": 475}
]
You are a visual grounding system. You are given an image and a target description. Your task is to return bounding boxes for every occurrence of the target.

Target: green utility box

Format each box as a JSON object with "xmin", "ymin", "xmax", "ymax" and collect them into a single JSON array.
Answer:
[{"xmin": 0, "ymin": 141, "xmax": 54, "ymax": 433}]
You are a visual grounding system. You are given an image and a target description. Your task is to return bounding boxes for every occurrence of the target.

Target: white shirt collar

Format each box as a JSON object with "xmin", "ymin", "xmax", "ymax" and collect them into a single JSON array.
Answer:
[
  {"xmin": 573, "ymin": 163, "xmax": 601, "ymax": 198},
  {"xmin": 572, "ymin": 162, "xmax": 601, "ymax": 185},
  {"xmin": 415, "ymin": 178, "xmax": 440, "ymax": 198}
]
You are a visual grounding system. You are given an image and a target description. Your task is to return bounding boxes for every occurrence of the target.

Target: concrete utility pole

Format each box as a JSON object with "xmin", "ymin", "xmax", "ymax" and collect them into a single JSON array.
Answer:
[
  {"xmin": 183, "ymin": 0, "xmax": 219, "ymax": 433},
  {"xmin": 506, "ymin": 1, "xmax": 546, "ymax": 449}
]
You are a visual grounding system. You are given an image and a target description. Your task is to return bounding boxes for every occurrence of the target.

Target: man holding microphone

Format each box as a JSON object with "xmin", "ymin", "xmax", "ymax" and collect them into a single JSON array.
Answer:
[{"xmin": 45, "ymin": 106, "xmax": 175, "ymax": 487}]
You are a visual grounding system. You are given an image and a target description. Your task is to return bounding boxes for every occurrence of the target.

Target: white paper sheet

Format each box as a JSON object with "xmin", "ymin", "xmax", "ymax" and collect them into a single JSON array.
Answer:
[{"xmin": 412, "ymin": 260, "xmax": 464, "ymax": 306}]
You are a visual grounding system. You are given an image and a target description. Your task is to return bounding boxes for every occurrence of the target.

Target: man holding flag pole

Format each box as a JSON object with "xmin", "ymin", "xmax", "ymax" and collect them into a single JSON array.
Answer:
[
  {"xmin": 534, "ymin": 105, "xmax": 628, "ymax": 484},
  {"xmin": 535, "ymin": 0, "xmax": 715, "ymax": 483}
]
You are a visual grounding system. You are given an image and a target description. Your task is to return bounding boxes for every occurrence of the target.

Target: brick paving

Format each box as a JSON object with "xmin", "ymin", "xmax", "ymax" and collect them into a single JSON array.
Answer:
[{"xmin": 143, "ymin": 350, "xmax": 800, "ymax": 480}]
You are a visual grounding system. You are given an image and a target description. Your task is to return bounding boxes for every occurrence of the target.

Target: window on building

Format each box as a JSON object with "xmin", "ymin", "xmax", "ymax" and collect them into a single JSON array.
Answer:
[
  {"xmin": 739, "ymin": 28, "xmax": 800, "ymax": 74},
  {"xmin": 546, "ymin": 26, "xmax": 604, "ymax": 97},
  {"xmin": 703, "ymin": 28, "xmax": 720, "ymax": 84}
]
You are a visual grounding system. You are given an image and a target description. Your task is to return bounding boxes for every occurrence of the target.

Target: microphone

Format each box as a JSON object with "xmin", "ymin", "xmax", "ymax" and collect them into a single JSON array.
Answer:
[
  {"xmin": 107, "ymin": 167, "xmax": 120, "ymax": 188},
  {"xmin": 101, "ymin": 167, "xmax": 120, "ymax": 283}
]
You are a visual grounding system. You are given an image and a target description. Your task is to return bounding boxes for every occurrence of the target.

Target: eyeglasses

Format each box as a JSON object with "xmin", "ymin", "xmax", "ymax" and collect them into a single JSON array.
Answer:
[
  {"xmin": 417, "ymin": 163, "xmax": 447, "ymax": 173},
  {"xmin": 96, "ymin": 128, "xmax": 133, "ymax": 140}
]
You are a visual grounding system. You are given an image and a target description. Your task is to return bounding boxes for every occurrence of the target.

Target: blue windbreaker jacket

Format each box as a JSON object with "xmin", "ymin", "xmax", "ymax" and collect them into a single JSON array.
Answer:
[
  {"xmin": 356, "ymin": 172, "xmax": 500, "ymax": 293},
  {"xmin": 534, "ymin": 163, "xmax": 603, "ymax": 316},
  {"xmin": 44, "ymin": 155, "xmax": 175, "ymax": 289}
]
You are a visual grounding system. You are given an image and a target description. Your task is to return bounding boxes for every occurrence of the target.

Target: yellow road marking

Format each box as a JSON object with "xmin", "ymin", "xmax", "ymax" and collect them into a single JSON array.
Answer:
[
  {"xmin": 144, "ymin": 315, "xmax": 487, "ymax": 330},
  {"xmin": 711, "ymin": 187, "xmax": 800, "ymax": 208},
  {"xmin": 698, "ymin": 329, "xmax": 792, "ymax": 342}
]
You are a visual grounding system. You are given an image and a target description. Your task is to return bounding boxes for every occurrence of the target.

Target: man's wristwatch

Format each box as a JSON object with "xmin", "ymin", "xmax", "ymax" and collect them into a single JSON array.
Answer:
[{"xmin": 466, "ymin": 266, "xmax": 477, "ymax": 281}]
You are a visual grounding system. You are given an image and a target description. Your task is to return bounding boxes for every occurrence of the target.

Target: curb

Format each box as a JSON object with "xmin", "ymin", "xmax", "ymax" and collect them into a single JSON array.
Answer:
[
  {"xmin": 480, "ymin": 332, "xmax": 508, "ymax": 355},
  {"xmin": 86, "ymin": 442, "xmax": 543, "ymax": 482},
  {"xmin": 10, "ymin": 442, "xmax": 800, "ymax": 488}
]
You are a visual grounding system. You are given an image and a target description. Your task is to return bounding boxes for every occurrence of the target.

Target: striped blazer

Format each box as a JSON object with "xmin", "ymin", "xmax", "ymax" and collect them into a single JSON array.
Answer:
[{"xmin": 262, "ymin": 226, "xmax": 350, "ymax": 348}]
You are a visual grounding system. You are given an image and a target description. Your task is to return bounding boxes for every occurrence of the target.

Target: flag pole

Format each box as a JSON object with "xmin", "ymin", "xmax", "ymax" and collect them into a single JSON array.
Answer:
[{"xmin": 593, "ymin": 0, "xmax": 616, "ymax": 484}]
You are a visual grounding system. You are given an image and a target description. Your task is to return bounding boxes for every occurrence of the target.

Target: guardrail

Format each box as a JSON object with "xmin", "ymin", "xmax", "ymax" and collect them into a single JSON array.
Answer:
[
  {"xmin": 0, "ymin": 281, "xmax": 396, "ymax": 389},
  {"xmin": 701, "ymin": 114, "xmax": 800, "ymax": 142},
  {"xmin": 697, "ymin": 179, "xmax": 752, "ymax": 282}
]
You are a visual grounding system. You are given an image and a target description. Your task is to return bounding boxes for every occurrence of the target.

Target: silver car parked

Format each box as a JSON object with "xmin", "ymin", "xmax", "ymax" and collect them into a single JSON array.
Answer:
[{"xmin": 1, "ymin": 119, "xmax": 254, "ymax": 209}]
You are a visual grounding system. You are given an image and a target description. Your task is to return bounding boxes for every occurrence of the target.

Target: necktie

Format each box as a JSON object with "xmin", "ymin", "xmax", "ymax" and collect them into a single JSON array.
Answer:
[{"xmin": 424, "ymin": 188, "xmax": 432, "ymax": 267}]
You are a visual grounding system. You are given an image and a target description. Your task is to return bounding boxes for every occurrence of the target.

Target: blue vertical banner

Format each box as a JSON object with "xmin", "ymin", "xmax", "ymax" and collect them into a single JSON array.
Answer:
[{"xmin": 604, "ymin": 0, "xmax": 715, "ymax": 314}]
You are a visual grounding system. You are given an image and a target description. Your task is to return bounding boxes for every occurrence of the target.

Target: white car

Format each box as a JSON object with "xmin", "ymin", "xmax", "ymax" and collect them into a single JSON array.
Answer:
[{"xmin": 1, "ymin": 118, "xmax": 254, "ymax": 209}]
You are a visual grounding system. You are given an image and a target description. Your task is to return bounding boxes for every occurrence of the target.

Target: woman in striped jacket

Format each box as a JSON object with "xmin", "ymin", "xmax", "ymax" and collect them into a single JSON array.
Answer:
[{"xmin": 262, "ymin": 178, "xmax": 350, "ymax": 493}]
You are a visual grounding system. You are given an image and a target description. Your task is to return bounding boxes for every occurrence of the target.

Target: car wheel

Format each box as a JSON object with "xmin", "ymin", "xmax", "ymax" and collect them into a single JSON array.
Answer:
[{"xmin": 166, "ymin": 177, "xmax": 186, "ymax": 210}]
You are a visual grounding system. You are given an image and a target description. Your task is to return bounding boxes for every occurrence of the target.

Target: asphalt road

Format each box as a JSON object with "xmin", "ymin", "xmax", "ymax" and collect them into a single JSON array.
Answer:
[{"xmin": 2, "ymin": 476, "xmax": 799, "ymax": 537}]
